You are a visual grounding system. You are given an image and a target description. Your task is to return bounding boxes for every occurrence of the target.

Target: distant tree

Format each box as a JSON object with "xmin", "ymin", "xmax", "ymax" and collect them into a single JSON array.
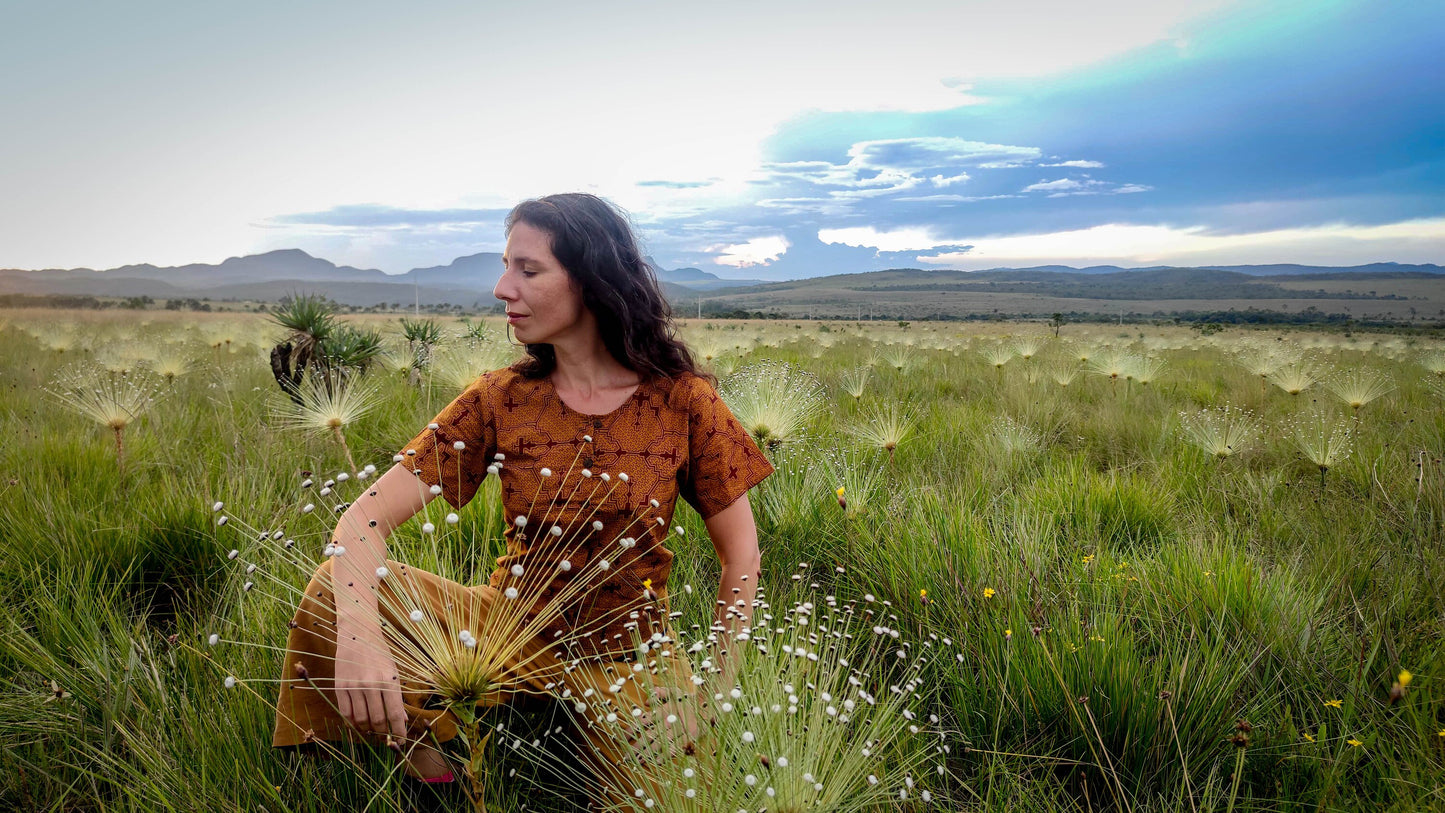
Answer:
[{"xmin": 1050, "ymin": 312, "xmax": 1066, "ymax": 337}]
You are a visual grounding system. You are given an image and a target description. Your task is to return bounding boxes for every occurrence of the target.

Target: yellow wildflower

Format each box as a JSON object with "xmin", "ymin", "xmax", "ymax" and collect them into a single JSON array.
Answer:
[
  {"xmin": 836, "ymin": 486, "xmax": 845, "ymax": 499},
  {"xmin": 1082, "ymin": 554, "xmax": 1095, "ymax": 565},
  {"xmin": 642, "ymin": 578, "xmax": 652, "ymax": 589},
  {"xmin": 1346, "ymin": 738, "xmax": 1362, "ymax": 747},
  {"xmin": 1302, "ymin": 732, "xmax": 1315, "ymax": 742},
  {"xmin": 1004, "ymin": 628, "xmax": 1012, "ymax": 639},
  {"xmin": 1398, "ymin": 669, "xmax": 1412, "ymax": 687},
  {"xmin": 983, "ymin": 587, "xmax": 995, "ymax": 599},
  {"xmin": 1324, "ymin": 699, "xmax": 1342, "ymax": 708}
]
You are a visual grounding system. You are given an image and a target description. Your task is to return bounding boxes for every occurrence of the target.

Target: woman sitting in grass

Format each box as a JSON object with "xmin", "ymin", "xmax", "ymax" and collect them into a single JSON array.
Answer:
[{"xmin": 271, "ymin": 193, "xmax": 773, "ymax": 797}]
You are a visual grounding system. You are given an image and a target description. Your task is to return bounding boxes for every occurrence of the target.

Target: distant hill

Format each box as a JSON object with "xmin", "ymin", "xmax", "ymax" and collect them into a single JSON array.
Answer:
[
  {"xmin": 1, "ymin": 252, "xmax": 1439, "ymax": 316},
  {"xmin": 656, "ymin": 267, "xmax": 765, "ymax": 289}
]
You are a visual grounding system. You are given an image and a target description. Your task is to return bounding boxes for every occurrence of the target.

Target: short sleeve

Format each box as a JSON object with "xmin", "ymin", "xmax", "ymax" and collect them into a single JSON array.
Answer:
[
  {"xmin": 398, "ymin": 375, "xmax": 495, "ymax": 509},
  {"xmin": 678, "ymin": 376, "xmax": 774, "ymax": 519}
]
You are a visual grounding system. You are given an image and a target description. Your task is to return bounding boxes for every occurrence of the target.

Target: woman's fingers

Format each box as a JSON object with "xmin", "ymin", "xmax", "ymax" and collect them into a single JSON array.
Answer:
[
  {"xmin": 337, "ymin": 689, "xmax": 354, "ymax": 727},
  {"xmin": 384, "ymin": 683, "xmax": 410, "ymax": 738},
  {"xmin": 366, "ymin": 688, "xmax": 389, "ymax": 734}
]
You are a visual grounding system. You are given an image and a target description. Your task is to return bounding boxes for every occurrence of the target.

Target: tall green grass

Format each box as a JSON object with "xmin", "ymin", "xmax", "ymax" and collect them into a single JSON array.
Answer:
[{"xmin": 1, "ymin": 310, "xmax": 1442, "ymax": 810}]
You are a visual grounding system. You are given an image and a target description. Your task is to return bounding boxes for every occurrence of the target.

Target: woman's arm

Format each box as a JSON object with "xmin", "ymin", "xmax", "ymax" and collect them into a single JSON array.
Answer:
[
  {"xmin": 330, "ymin": 462, "xmax": 436, "ymax": 739},
  {"xmin": 705, "ymin": 493, "xmax": 762, "ymax": 674}
]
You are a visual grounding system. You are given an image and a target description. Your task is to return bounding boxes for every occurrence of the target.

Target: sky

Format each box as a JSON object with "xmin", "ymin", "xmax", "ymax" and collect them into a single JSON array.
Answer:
[{"xmin": 1, "ymin": 0, "xmax": 1441, "ymax": 279}]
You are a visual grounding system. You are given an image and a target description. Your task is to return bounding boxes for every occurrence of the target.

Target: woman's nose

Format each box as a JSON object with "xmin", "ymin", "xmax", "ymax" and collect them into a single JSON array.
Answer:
[{"xmin": 493, "ymin": 272, "xmax": 516, "ymax": 303}]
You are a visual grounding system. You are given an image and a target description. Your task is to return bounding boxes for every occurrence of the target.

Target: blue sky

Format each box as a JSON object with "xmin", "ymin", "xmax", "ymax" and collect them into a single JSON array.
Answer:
[{"xmin": 1, "ymin": 0, "xmax": 1441, "ymax": 277}]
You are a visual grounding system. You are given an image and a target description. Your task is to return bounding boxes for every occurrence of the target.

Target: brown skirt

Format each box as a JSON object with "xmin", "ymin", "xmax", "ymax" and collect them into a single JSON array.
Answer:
[{"xmin": 272, "ymin": 558, "xmax": 702, "ymax": 790}]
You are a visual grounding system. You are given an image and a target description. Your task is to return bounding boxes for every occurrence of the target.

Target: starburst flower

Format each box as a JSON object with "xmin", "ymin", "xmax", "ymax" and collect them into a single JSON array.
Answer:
[
  {"xmin": 1047, "ymin": 362, "xmax": 1079, "ymax": 388},
  {"xmin": 1291, "ymin": 410, "xmax": 1354, "ymax": 489},
  {"xmin": 276, "ymin": 375, "xmax": 382, "ymax": 472},
  {"xmin": 1178, "ymin": 405, "xmax": 1261, "ymax": 460},
  {"xmin": 565, "ymin": 569, "xmax": 954, "ymax": 812},
  {"xmin": 846, "ymin": 402, "xmax": 917, "ymax": 462},
  {"xmin": 1270, "ymin": 363, "xmax": 1321, "ymax": 396},
  {"xmin": 45, "ymin": 365, "xmax": 163, "ymax": 474},
  {"xmin": 838, "ymin": 366, "xmax": 870, "ymax": 402},
  {"xmin": 720, "ymin": 361, "xmax": 825, "ymax": 452},
  {"xmin": 980, "ymin": 342, "xmax": 1016, "ymax": 373},
  {"xmin": 1324, "ymin": 369, "xmax": 1394, "ymax": 413}
]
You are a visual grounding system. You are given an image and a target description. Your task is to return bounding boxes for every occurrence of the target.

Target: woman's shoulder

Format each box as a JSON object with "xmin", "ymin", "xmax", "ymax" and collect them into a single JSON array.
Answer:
[{"xmin": 655, "ymin": 370, "xmax": 718, "ymax": 407}]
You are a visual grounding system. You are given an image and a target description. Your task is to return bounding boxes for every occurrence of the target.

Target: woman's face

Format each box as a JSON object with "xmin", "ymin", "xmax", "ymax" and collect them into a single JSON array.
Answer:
[{"xmin": 495, "ymin": 221, "xmax": 592, "ymax": 346}]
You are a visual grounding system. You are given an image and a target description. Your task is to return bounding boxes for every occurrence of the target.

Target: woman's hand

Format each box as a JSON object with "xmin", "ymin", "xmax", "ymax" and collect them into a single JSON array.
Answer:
[{"xmin": 333, "ymin": 614, "xmax": 409, "ymax": 740}]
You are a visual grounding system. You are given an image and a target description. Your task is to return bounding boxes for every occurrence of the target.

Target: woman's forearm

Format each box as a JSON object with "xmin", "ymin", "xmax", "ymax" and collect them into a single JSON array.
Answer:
[
  {"xmin": 712, "ymin": 558, "xmax": 760, "ymax": 637},
  {"xmin": 333, "ymin": 463, "xmax": 434, "ymax": 622}
]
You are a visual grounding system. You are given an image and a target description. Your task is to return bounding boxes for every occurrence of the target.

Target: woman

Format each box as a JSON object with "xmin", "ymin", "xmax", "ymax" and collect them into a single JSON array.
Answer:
[{"xmin": 272, "ymin": 194, "xmax": 773, "ymax": 793}]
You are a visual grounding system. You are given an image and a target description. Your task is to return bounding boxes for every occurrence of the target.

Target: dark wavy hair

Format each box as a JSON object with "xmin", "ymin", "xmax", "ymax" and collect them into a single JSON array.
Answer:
[{"xmin": 505, "ymin": 193, "xmax": 703, "ymax": 382}]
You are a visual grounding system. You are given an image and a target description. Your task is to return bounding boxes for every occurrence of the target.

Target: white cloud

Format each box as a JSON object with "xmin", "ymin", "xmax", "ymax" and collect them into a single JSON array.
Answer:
[
  {"xmin": 710, "ymin": 235, "xmax": 791, "ymax": 268},
  {"xmin": 1024, "ymin": 178, "xmax": 1092, "ymax": 192},
  {"xmin": 914, "ymin": 218, "xmax": 1445, "ymax": 268},
  {"xmin": 819, "ymin": 226, "xmax": 950, "ymax": 253},
  {"xmin": 1041, "ymin": 160, "xmax": 1106, "ymax": 168},
  {"xmin": 1021, "ymin": 178, "xmax": 1153, "ymax": 197}
]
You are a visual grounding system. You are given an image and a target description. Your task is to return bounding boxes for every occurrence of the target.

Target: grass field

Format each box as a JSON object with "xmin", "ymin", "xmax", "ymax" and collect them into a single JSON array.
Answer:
[{"xmin": 1, "ymin": 309, "xmax": 1443, "ymax": 811}]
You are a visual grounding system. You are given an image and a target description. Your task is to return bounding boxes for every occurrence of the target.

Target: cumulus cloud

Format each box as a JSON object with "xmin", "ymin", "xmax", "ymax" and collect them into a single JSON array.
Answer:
[
  {"xmin": 710, "ymin": 235, "xmax": 790, "ymax": 267},
  {"xmin": 818, "ymin": 225, "xmax": 946, "ymax": 253},
  {"xmin": 1021, "ymin": 178, "xmax": 1152, "ymax": 197},
  {"xmin": 761, "ymin": 136, "xmax": 1040, "ymax": 199},
  {"xmin": 914, "ymin": 217, "xmax": 1445, "ymax": 268},
  {"xmin": 1022, "ymin": 178, "xmax": 1093, "ymax": 193}
]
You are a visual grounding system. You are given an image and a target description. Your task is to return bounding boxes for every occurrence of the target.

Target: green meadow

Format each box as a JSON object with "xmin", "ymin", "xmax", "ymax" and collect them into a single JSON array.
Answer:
[{"xmin": 1, "ymin": 309, "xmax": 1443, "ymax": 811}]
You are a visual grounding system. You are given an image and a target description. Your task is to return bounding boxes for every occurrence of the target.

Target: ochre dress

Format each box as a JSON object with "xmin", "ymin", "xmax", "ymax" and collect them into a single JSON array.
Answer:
[{"xmin": 272, "ymin": 368, "xmax": 773, "ymax": 772}]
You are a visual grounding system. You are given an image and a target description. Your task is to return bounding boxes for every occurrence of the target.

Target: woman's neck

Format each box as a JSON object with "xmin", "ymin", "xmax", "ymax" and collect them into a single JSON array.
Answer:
[{"xmin": 548, "ymin": 331, "xmax": 639, "ymax": 396}]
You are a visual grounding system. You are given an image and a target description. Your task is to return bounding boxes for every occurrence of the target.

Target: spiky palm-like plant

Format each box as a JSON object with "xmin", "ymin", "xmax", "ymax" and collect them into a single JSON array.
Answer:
[
  {"xmin": 720, "ymin": 362, "xmax": 825, "ymax": 453},
  {"xmin": 1291, "ymin": 410, "xmax": 1354, "ymax": 490},
  {"xmin": 320, "ymin": 324, "xmax": 385, "ymax": 382},
  {"xmin": 400, "ymin": 317, "xmax": 447, "ymax": 385},
  {"xmin": 1178, "ymin": 406, "xmax": 1261, "ymax": 461},
  {"xmin": 269, "ymin": 294, "xmax": 338, "ymax": 402},
  {"xmin": 46, "ymin": 365, "xmax": 162, "ymax": 475}
]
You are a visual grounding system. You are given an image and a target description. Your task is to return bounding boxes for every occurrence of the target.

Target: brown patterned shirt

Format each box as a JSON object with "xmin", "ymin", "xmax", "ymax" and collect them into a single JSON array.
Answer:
[{"xmin": 400, "ymin": 367, "xmax": 773, "ymax": 656}]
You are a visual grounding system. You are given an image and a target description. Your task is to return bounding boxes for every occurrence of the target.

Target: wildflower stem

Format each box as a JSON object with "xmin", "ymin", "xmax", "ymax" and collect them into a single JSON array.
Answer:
[
  {"xmin": 331, "ymin": 424, "xmax": 358, "ymax": 474},
  {"xmin": 1225, "ymin": 745, "xmax": 1246, "ymax": 813},
  {"xmin": 113, "ymin": 425, "xmax": 125, "ymax": 477}
]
